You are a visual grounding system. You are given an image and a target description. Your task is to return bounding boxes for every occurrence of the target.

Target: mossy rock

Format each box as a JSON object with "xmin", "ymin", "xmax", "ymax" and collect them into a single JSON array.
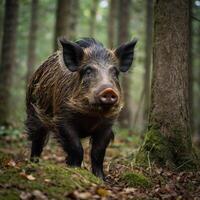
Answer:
[
  {"xmin": 0, "ymin": 152, "xmax": 102, "ymax": 200},
  {"xmin": 121, "ymin": 172, "xmax": 151, "ymax": 188}
]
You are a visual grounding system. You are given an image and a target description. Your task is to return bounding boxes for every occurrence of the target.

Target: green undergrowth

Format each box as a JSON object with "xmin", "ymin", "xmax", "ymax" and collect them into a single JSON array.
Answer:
[
  {"xmin": 0, "ymin": 126, "xmax": 22, "ymax": 137},
  {"xmin": 113, "ymin": 127, "xmax": 142, "ymax": 147},
  {"xmin": 0, "ymin": 152, "xmax": 101, "ymax": 200},
  {"xmin": 121, "ymin": 172, "xmax": 151, "ymax": 188}
]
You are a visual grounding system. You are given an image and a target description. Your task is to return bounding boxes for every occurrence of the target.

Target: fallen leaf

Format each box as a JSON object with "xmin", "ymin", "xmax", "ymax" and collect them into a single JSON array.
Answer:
[
  {"xmin": 20, "ymin": 192, "xmax": 32, "ymax": 200},
  {"xmin": 20, "ymin": 172, "xmax": 36, "ymax": 181},
  {"xmin": 96, "ymin": 188, "xmax": 109, "ymax": 197},
  {"xmin": 124, "ymin": 187, "xmax": 137, "ymax": 193},
  {"xmin": 32, "ymin": 190, "xmax": 48, "ymax": 200},
  {"xmin": 7, "ymin": 159, "xmax": 16, "ymax": 167},
  {"xmin": 27, "ymin": 174, "xmax": 36, "ymax": 181},
  {"xmin": 67, "ymin": 191, "xmax": 92, "ymax": 199},
  {"xmin": 44, "ymin": 178, "xmax": 51, "ymax": 183}
]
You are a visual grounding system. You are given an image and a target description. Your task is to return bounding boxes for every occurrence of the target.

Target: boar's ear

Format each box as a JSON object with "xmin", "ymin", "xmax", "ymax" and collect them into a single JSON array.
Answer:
[
  {"xmin": 114, "ymin": 39, "xmax": 137, "ymax": 72},
  {"xmin": 59, "ymin": 38, "xmax": 84, "ymax": 72}
]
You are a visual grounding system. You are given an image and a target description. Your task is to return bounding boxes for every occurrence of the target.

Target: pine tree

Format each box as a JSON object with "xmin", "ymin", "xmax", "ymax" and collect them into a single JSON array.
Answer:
[
  {"xmin": 26, "ymin": 0, "xmax": 39, "ymax": 83},
  {"xmin": 0, "ymin": 0, "xmax": 19, "ymax": 126}
]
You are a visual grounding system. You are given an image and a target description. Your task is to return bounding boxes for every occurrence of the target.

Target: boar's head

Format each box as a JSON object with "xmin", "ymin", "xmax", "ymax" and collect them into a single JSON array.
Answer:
[{"xmin": 59, "ymin": 38, "xmax": 137, "ymax": 118}]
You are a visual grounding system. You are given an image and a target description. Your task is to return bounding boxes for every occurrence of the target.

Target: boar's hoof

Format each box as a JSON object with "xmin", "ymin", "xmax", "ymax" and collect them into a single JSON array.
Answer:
[{"xmin": 92, "ymin": 169, "xmax": 105, "ymax": 181}]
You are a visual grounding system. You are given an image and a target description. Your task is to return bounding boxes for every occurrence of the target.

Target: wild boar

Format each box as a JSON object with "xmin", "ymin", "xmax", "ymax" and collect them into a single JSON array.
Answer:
[{"xmin": 25, "ymin": 38, "xmax": 137, "ymax": 179}]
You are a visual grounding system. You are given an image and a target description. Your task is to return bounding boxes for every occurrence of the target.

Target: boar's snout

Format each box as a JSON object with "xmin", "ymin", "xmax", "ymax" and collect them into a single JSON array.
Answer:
[{"xmin": 96, "ymin": 87, "xmax": 118, "ymax": 106}]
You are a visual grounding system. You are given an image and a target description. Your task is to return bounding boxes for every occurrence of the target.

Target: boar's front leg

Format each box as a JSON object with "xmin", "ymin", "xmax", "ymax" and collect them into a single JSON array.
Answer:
[
  {"xmin": 57, "ymin": 123, "xmax": 83, "ymax": 167},
  {"xmin": 91, "ymin": 128, "xmax": 114, "ymax": 180}
]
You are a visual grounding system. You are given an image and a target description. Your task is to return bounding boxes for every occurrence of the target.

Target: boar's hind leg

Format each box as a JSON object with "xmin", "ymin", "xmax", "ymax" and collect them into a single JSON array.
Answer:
[
  {"xmin": 57, "ymin": 124, "xmax": 83, "ymax": 167},
  {"xmin": 91, "ymin": 129, "xmax": 114, "ymax": 180},
  {"xmin": 26, "ymin": 114, "xmax": 49, "ymax": 162}
]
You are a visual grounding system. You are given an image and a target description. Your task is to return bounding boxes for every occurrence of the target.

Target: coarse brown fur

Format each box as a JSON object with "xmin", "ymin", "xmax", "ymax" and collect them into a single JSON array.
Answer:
[{"xmin": 26, "ymin": 51, "xmax": 123, "ymax": 129}]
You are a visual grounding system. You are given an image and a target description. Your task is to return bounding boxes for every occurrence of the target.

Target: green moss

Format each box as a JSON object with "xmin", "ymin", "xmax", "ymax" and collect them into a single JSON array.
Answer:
[
  {"xmin": 0, "ymin": 189, "xmax": 19, "ymax": 200},
  {"xmin": 135, "ymin": 127, "xmax": 200, "ymax": 170},
  {"xmin": 135, "ymin": 128, "xmax": 173, "ymax": 167},
  {"xmin": 121, "ymin": 172, "xmax": 151, "ymax": 188},
  {"xmin": 0, "ymin": 153, "xmax": 102, "ymax": 200}
]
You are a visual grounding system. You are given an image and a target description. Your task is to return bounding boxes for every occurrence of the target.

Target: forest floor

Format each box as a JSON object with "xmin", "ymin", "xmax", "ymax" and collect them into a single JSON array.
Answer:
[{"xmin": 0, "ymin": 128, "xmax": 200, "ymax": 200}]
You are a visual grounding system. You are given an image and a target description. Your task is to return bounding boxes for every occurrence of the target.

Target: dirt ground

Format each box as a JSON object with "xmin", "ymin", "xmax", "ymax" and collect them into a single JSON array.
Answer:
[{"xmin": 0, "ymin": 129, "xmax": 200, "ymax": 200}]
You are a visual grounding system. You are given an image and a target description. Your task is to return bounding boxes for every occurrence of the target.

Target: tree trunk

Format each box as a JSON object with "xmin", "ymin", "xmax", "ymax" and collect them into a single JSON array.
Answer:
[
  {"xmin": 136, "ymin": 0, "xmax": 197, "ymax": 169},
  {"xmin": 0, "ymin": 0, "xmax": 19, "ymax": 126},
  {"xmin": 188, "ymin": 0, "xmax": 194, "ymax": 134},
  {"xmin": 198, "ymin": 27, "xmax": 200, "ymax": 143},
  {"xmin": 69, "ymin": 0, "xmax": 79, "ymax": 40},
  {"xmin": 193, "ymin": 23, "xmax": 200, "ymax": 147},
  {"xmin": 0, "ymin": 0, "xmax": 4, "ymax": 59},
  {"xmin": 26, "ymin": 0, "xmax": 39, "ymax": 83},
  {"xmin": 143, "ymin": 0, "xmax": 153, "ymax": 129},
  {"xmin": 54, "ymin": 0, "xmax": 72, "ymax": 51},
  {"xmin": 89, "ymin": 0, "xmax": 99, "ymax": 37},
  {"xmin": 117, "ymin": 0, "xmax": 132, "ymax": 129},
  {"xmin": 107, "ymin": 0, "xmax": 117, "ymax": 49}
]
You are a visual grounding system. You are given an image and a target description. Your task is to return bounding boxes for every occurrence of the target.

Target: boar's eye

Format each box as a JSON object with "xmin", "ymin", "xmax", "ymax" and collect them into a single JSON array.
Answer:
[
  {"xmin": 85, "ymin": 67, "xmax": 92, "ymax": 75},
  {"xmin": 81, "ymin": 66, "xmax": 95, "ymax": 77},
  {"xmin": 110, "ymin": 67, "xmax": 119, "ymax": 79}
]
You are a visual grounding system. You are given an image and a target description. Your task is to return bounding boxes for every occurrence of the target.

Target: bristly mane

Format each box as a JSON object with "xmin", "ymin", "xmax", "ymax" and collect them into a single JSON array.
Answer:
[
  {"xmin": 75, "ymin": 38, "xmax": 112, "ymax": 62},
  {"xmin": 75, "ymin": 38, "xmax": 104, "ymax": 49}
]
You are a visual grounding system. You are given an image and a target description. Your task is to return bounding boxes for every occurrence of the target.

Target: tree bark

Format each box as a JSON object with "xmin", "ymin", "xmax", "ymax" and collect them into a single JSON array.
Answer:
[
  {"xmin": 0, "ymin": 0, "xmax": 4, "ymax": 59},
  {"xmin": 69, "ymin": 0, "xmax": 79, "ymax": 40},
  {"xmin": 107, "ymin": 0, "xmax": 117, "ymax": 49},
  {"xmin": 117, "ymin": 0, "xmax": 132, "ymax": 129},
  {"xmin": 0, "ymin": 0, "xmax": 19, "ymax": 126},
  {"xmin": 89, "ymin": 0, "xmax": 99, "ymax": 37},
  {"xmin": 143, "ymin": 0, "xmax": 153, "ymax": 128},
  {"xmin": 26, "ymin": 0, "xmax": 39, "ymax": 83},
  {"xmin": 198, "ymin": 25, "xmax": 200, "ymax": 142},
  {"xmin": 54, "ymin": 0, "xmax": 72, "ymax": 51},
  {"xmin": 188, "ymin": 0, "xmax": 194, "ymax": 134},
  {"xmin": 136, "ymin": 0, "xmax": 197, "ymax": 169},
  {"xmin": 193, "ymin": 22, "xmax": 200, "ymax": 147}
]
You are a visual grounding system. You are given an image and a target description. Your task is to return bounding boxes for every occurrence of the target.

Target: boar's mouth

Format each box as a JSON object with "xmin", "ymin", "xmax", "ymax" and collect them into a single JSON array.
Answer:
[
  {"xmin": 88, "ymin": 100, "xmax": 123, "ymax": 117},
  {"xmin": 65, "ymin": 96, "xmax": 123, "ymax": 118},
  {"xmin": 91, "ymin": 103, "xmax": 116, "ymax": 111}
]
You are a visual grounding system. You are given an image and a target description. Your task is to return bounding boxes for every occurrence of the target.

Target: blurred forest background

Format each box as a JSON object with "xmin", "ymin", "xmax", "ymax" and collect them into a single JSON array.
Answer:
[
  {"xmin": 0, "ymin": 0, "xmax": 199, "ymax": 139},
  {"xmin": 0, "ymin": 1, "xmax": 200, "ymax": 199}
]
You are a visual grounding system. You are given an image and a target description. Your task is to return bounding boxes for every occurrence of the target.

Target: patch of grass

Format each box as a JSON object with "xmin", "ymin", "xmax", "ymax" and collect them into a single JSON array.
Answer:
[
  {"xmin": 0, "ymin": 189, "xmax": 19, "ymax": 200},
  {"xmin": 0, "ymin": 152, "xmax": 102, "ymax": 200},
  {"xmin": 121, "ymin": 172, "xmax": 151, "ymax": 188}
]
